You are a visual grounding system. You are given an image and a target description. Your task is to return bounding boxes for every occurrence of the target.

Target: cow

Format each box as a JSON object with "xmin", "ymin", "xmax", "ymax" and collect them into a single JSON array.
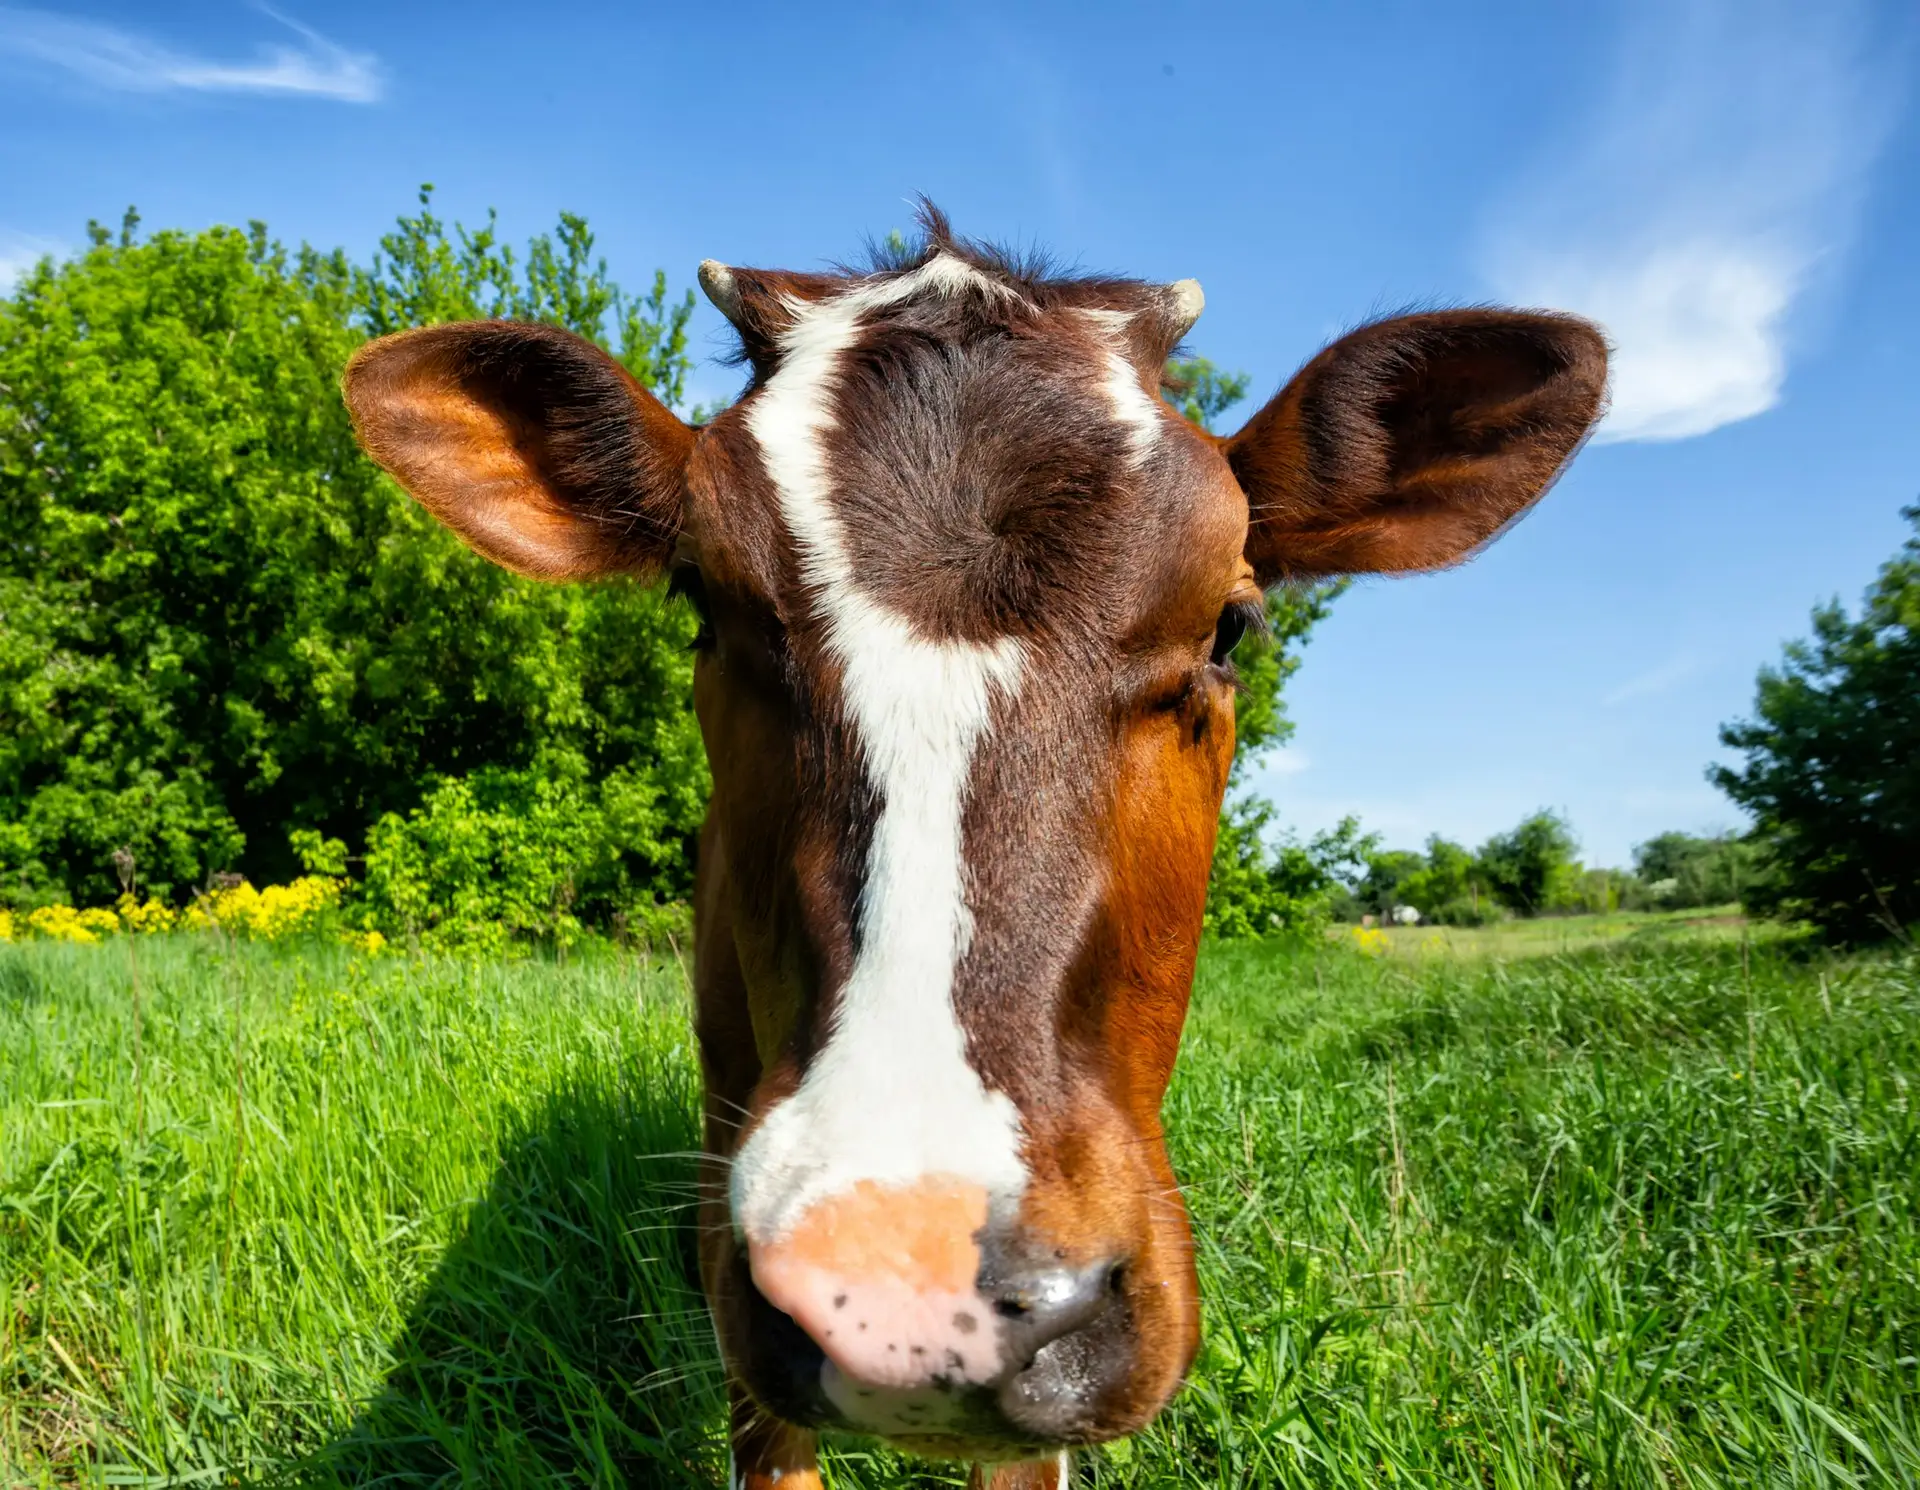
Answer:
[{"xmin": 341, "ymin": 207, "xmax": 1606, "ymax": 1490}]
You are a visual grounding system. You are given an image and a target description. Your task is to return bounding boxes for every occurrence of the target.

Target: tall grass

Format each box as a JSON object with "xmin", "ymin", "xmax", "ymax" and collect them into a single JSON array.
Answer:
[{"xmin": 3, "ymin": 933, "xmax": 1916, "ymax": 1487}]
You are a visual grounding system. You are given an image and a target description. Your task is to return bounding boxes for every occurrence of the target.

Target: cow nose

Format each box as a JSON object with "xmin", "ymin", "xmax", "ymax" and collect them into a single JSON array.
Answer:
[
  {"xmin": 979, "ymin": 1253, "xmax": 1119, "ymax": 1362},
  {"xmin": 745, "ymin": 1178, "xmax": 1120, "ymax": 1396}
]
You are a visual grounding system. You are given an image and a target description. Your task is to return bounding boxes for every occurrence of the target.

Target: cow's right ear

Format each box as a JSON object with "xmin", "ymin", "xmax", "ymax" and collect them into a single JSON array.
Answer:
[{"xmin": 342, "ymin": 320, "xmax": 695, "ymax": 582}]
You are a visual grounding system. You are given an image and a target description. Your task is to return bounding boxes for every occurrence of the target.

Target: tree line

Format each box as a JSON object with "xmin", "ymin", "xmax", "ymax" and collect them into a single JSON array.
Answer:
[
  {"xmin": 4, "ymin": 194, "xmax": 1912, "ymax": 948},
  {"xmin": 1206, "ymin": 506, "xmax": 1919, "ymax": 944},
  {"xmin": 0, "ymin": 192, "xmax": 1332, "ymax": 947}
]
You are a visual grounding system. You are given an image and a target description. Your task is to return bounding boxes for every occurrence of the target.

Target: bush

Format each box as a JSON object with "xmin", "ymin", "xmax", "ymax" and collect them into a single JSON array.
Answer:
[
  {"xmin": 1428, "ymin": 897, "xmax": 1505, "ymax": 928},
  {"xmin": 1633, "ymin": 831, "xmax": 1756, "ymax": 909},
  {"xmin": 356, "ymin": 766, "xmax": 686, "ymax": 953},
  {"xmin": 1206, "ymin": 797, "xmax": 1374, "ymax": 938},
  {"xmin": 0, "ymin": 195, "xmax": 705, "ymax": 913},
  {"xmin": 1476, "ymin": 810, "xmax": 1580, "ymax": 915},
  {"xmin": 1711, "ymin": 506, "xmax": 1919, "ymax": 942}
]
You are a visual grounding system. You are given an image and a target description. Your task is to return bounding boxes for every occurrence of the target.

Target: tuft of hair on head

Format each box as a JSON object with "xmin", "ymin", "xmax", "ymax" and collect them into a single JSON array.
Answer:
[{"xmin": 851, "ymin": 196, "xmax": 1063, "ymax": 293}]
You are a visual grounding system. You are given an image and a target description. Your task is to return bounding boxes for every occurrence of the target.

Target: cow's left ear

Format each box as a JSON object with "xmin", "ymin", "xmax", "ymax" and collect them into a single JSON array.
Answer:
[
  {"xmin": 1225, "ymin": 310, "xmax": 1608, "ymax": 585},
  {"xmin": 343, "ymin": 320, "xmax": 695, "ymax": 582}
]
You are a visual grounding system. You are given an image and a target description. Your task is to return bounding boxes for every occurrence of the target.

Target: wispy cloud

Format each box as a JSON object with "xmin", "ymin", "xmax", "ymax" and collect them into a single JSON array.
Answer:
[
  {"xmin": 1262, "ymin": 746, "xmax": 1311, "ymax": 778},
  {"xmin": 0, "ymin": 5, "xmax": 381, "ymax": 103},
  {"xmin": 1482, "ymin": 0, "xmax": 1898, "ymax": 444},
  {"xmin": 1603, "ymin": 651, "xmax": 1703, "ymax": 707},
  {"xmin": 0, "ymin": 231, "xmax": 63, "ymax": 291}
]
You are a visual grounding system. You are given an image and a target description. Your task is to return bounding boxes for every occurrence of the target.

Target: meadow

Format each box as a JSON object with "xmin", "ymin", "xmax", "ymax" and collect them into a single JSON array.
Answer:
[
  {"xmin": 1362, "ymin": 907, "xmax": 1753, "ymax": 961},
  {"xmin": 3, "ymin": 927, "xmax": 1916, "ymax": 1488}
]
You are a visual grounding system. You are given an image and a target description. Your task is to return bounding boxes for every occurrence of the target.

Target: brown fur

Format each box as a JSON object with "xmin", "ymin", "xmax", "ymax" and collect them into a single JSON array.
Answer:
[{"xmin": 340, "ymin": 208, "xmax": 1607, "ymax": 1478}]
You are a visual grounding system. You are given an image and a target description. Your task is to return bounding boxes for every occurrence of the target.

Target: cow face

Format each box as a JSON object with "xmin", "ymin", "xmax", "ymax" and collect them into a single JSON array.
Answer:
[{"xmin": 341, "ymin": 210, "xmax": 1606, "ymax": 1461}]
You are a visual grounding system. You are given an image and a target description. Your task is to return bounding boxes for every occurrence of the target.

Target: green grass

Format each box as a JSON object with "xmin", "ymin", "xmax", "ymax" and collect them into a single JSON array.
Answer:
[
  {"xmin": 1360, "ymin": 905, "xmax": 1755, "ymax": 960},
  {"xmin": 3, "ymin": 931, "xmax": 1916, "ymax": 1487}
]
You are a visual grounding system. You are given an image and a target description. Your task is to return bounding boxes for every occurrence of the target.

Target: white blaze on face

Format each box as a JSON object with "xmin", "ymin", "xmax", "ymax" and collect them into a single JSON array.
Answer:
[
  {"xmin": 1081, "ymin": 308, "xmax": 1163, "ymax": 467},
  {"xmin": 731, "ymin": 256, "xmax": 1030, "ymax": 1245}
]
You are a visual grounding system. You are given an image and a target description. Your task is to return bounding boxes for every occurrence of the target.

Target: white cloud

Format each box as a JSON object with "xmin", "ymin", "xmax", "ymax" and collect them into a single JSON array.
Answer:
[
  {"xmin": 1482, "ymin": 0, "xmax": 1896, "ymax": 444},
  {"xmin": 0, "ymin": 231, "xmax": 63, "ymax": 291},
  {"xmin": 0, "ymin": 5, "xmax": 380, "ymax": 103},
  {"xmin": 1261, "ymin": 745, "xmax": 1311, "ymax": 777},
  {"xmin": 1603, "ymin": 651, "xmax": 1702, "ymax": 707}
]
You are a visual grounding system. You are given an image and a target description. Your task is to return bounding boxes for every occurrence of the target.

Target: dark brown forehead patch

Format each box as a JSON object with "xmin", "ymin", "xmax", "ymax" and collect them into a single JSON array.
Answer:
[
  {"xmin": 824, "ymin": 313, "xmax": 1139, "ymax": 647},
  {"xmin": 695, "ymin": 288, "xmax": 1239, "ymax": 659}
]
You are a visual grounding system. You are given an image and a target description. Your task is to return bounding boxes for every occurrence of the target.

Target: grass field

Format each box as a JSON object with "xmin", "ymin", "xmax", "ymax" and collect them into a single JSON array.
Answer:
[
  {"xmin": 1359, "ymin": 906, "xmax": 1754, "ymax": 961},
  {"xmin": 4, "ymin": 928, "xmax": 1917, "ymax": 1487}
]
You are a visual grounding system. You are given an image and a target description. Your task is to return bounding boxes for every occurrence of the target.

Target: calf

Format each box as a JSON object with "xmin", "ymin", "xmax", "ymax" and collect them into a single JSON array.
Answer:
[{"xmin": 343, "ymin": 208, "xmax": 1606, "ymax": 1488}]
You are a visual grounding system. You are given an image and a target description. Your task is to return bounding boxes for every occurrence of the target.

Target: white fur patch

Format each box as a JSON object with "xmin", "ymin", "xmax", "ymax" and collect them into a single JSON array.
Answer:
[
  {"xmin": 732, "ymin": 257, "xmax": 1030, "ymax": 1243},
  {"xmin": 1081, "ymin": 310, "xmax": 1163, "ymax": 467}
]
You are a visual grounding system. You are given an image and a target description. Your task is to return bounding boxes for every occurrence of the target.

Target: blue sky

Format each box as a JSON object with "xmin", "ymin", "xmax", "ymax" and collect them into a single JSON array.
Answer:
[{"xmin": 3, "ymin": 0, "xmax": 1914, "ymax": 867}]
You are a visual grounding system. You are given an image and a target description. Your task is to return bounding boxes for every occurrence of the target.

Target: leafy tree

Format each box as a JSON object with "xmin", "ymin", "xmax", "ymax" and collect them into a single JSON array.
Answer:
[
  {"xmin": 1375, "ymin": 835, "xmax": 1499, "ymax": 924},
  {"xmin": 1356, "ymin": 849, "xmax": 1425, "ymax": 915},
  {"xmin": 1712, "ymin": 506, "xmax": 1920, "ymax": 940},
  {"xmin": 1165, "ymin": 355, "xmax": 1346, "ymax": 762},
  {"xmin": 1166, "ymin": 356, "xmax": 1350, "ymax": 934},
  {"xmin": 1401, "ymin": 836, "xmax": 1479, "ymax": 914},
  {"xmin": 1476, "ymin": 810, "xmax": 1580, "ymax": 916},
  {"xmin": 1347, "ymin": 834, "xmax": 1502, "ymax": 926},
  {"xmin": 1632, "ymin": 830, "xmax": 1756, "ymax": 910},
  {"xmin": 1205, "ymin": 797, "xmax": 1375, "ymax": 938},
  {"xmin": 0, "ymin": 193, "xmax": 705, "ymax": 913}
]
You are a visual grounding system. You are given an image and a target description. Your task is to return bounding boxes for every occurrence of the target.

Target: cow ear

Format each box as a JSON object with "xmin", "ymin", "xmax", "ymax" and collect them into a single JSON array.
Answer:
[
  {"xmin": 342, "ymin": 320, "xmax": 695, "ymax": 582},
  {"xmin": 1226, "ymin": 310, "xmax": 1608, "ymax": 585}
]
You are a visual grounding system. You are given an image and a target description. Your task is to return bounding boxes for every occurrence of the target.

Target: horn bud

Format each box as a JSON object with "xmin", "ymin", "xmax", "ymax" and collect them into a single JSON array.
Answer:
[
  {"xmin": 1167, "ymin": 278, "xmax": 1204, "ymax": 340},
  {"xmin": 698, "ymin": 259, "xmax": 743, "ymax": 327}
]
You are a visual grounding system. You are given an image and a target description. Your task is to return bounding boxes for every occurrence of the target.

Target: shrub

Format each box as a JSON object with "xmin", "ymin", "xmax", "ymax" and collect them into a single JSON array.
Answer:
[
  {"xmin": 1712, "ymin": 506, "xmax": 1919, "ymax": 942},
  {"xmin": 185, "ymin": 876, "xmax": 344, "ymax": 940},
  {"xmin": 1476, "ymin": 810, "xmax": 1580, "ymax": 915},
  {"xmin": 1428, "ymin": 897, "xmax": 1504, "ymax": 928},
  {"xmin": 356, "ymin": 766, "xmax": 686, "ymax": 953},
  {"xmin": 1206, "ymin": 797, "xmax": 1374, "ymax": 938},
  {"xmin": 0, "ymin": 195, "xmax": 705, "ymax": 912}
]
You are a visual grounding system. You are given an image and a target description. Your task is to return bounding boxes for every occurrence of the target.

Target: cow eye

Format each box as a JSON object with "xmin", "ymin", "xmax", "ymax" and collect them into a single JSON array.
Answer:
[
  {"xmin": 667, "ymin": 564, "xmax": 715, "ymax": 650},
  {"xmin": 1210, "ymin": 599, "xmax": 1258, "ymax": 666}
]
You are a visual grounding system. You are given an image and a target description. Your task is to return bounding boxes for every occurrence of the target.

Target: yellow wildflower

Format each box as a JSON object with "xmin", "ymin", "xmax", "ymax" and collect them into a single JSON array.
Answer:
[
  {"xmin": 115, "ymin": 895, "xmax": 177, "ymax": 934},
  {"xmin": 27, "ymin": 904, "xmax": 118, "ymax": 944},
  {"xmin": 187, "ymin": 876, "xmax": 342, "ymax": 939}
]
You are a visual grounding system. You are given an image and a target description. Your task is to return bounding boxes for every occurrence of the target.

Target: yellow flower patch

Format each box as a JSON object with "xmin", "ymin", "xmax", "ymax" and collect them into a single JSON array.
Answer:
[
  {"xmin": 184, "ymin": 876, "xmax": 342, "ymax": 939},
  {"xmin": 25, "ymin": 905, "xmax": 121, "ymax": 944},
  {"xmin": 5, "ymin": 877, "xmax": 369, "ymax": 948},
  {"xmin": 1351, "ymin": 925, "xmax": 1390, "ymax": 955}
]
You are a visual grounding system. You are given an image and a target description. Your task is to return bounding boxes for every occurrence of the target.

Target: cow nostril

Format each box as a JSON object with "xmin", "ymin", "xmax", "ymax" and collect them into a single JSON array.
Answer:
[{"xmin": 983, "ymin": 1255, "xmax": 1125, "ymax": 1360}]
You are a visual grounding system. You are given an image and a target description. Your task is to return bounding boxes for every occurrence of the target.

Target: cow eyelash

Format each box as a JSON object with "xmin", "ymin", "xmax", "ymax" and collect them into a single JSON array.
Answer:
[
  {"xmin": 666, "ymin": 564, "xmax": 715, "ymax": 650},
  {"xmin": 1209, "ymin": 595, "xmax": 1267, "ymax": 673}
]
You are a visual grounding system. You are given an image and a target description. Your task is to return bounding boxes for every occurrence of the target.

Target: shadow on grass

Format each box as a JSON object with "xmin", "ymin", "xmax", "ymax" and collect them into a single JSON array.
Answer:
[{"xmin": 278, "ymin": 1067, "xmax": 727, "ymax": 1489}]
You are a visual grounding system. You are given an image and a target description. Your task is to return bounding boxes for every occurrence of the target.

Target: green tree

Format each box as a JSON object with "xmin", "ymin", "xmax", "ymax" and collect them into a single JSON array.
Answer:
[
  {"xmin": 1165, "ymin": 355, "xmax": 1346, "ymax": 761},
  {"xmin": 1205, "ymin": 798, "xmax": 1375, "ymax": 938},
  {"xmin": 1712, "ymin": 505, "xmax": 1920, "ymax": 941},
  {"xmin": 1388, "ymin": 835, "xmax": 1498, "ymax": 924},
  {"xmin": 1476, "ymin": 810, "xmax": 1580, "ymax": 916},
  {"xmin": 1357, "ymin": 849, "xmax": 1425, "ymax": 915},
  {"xmin": 1166, "ymin": 356, "xmax": 1350, "ymax": 936},
  {"xmin": 1632, "ymin": 830, "xmax": 1756, "ymax": 909},
  {"xmin": 0, "ymin": 194, "xmax": 706, "ymax": 915}
]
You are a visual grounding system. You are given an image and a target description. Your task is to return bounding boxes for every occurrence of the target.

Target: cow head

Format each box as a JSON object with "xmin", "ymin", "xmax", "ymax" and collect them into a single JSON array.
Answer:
[{"xmin": 343, "ymin": 209, "xmax": 1606, "ymax": 1461}]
